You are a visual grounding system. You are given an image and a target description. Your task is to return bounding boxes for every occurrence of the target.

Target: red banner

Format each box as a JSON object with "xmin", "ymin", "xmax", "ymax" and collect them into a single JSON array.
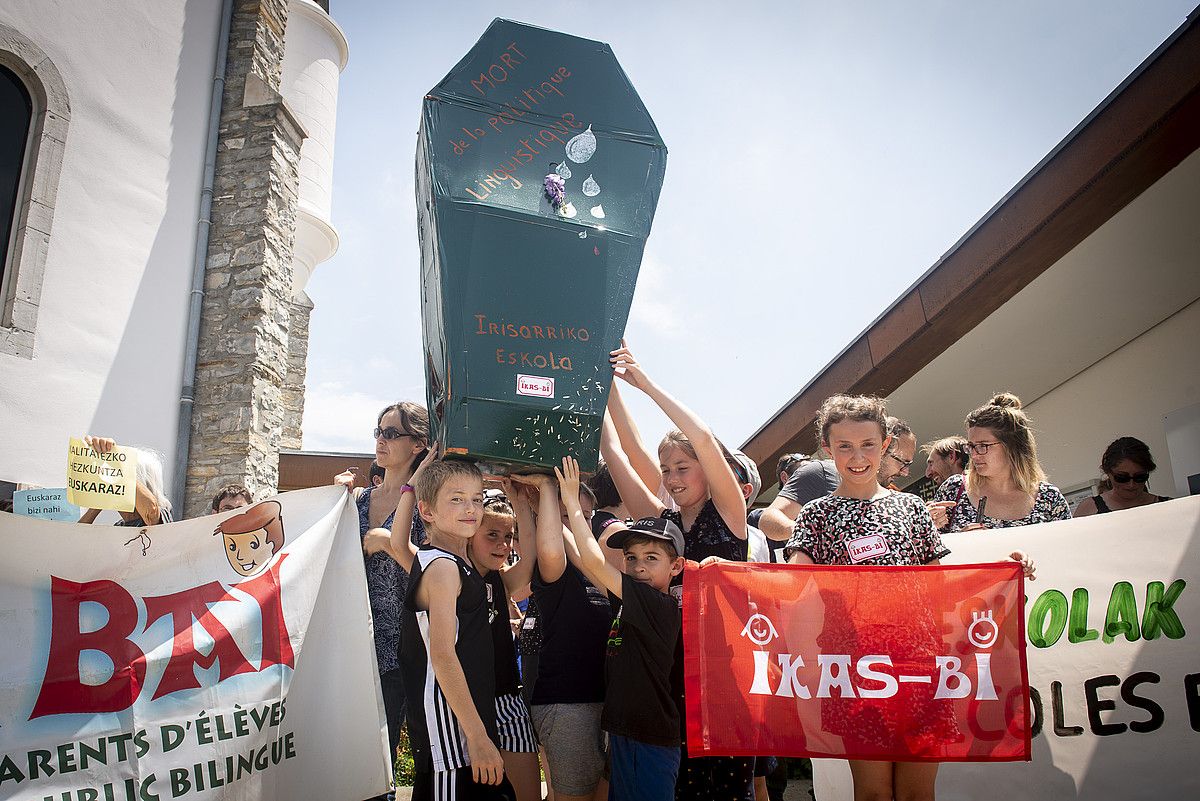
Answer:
[{"xmin": 683, "ymin": 562, "xmax": 1030, "ymax": 762}]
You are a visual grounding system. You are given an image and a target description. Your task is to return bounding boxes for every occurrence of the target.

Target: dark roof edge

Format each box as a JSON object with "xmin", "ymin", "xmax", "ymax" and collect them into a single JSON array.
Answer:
[
  {"xmin": 741, "ymin": 6, "xmax": 1200, "ymax": 451},
  {"xmin": 280, "ymin": 449, "xmax": 373, "ymax": 459}
]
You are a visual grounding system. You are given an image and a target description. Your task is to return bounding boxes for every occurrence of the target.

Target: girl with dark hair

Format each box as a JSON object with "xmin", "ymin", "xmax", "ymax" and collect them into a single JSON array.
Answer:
[
  {"xmin": 932, "ymin": 393, "xmax": 1070, "ymax": 531},
  {"xmin": 1073, "ymin": 436, "xmax": 1170, "ymax": 516}
]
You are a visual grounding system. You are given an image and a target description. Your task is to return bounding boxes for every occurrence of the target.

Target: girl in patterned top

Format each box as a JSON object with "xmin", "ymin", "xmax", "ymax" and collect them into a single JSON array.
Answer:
[
  {"xmin": 786, "ymin": 394, "xmax": 1034, "ymax": 801},
  {"xmin": 930, "ymin": 393, "xmax": 1071, "ymax": 532},
  {"xmin": 602, "ymin": 344, "xmax": 756, "ymax": 801}
]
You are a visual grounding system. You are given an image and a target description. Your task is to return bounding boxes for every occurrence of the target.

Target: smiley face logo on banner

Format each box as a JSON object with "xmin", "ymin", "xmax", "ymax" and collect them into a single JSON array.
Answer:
[
  {"xmin": 967, "ymin": 609, "xmax": 999, "ymax": 649},
  {"xmin": 740, "ymin": 612, "xmax": 779, "ymax": 647}
]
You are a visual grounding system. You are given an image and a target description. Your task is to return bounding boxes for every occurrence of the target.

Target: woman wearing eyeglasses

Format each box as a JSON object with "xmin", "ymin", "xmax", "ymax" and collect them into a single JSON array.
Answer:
[
  {"xmin": 334, "ymin": 401, "xmax": 429, "ymax": 801},
  {"xmin": 930, "ymin": 393, "xmax": 1070, "ymax": 531},
  {"xmin": 1073, "ymin": 437, "xmax": 1171, "ymax": 517}
]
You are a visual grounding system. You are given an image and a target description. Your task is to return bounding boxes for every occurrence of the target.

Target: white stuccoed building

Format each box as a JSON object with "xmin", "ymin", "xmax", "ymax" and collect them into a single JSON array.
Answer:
[{"xmin": 0, "ymin": 0, "xmax": 348, "ymax": 517}]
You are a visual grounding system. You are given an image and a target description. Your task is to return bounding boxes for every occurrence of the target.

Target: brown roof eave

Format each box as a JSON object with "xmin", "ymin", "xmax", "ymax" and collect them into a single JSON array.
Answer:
[{"xmin": 743, "ymin": 9, "xmax": 1200, "ymax": 475}]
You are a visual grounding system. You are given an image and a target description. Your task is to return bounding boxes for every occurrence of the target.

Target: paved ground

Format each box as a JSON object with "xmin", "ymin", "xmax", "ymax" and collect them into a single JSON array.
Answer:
[
  {"xmin": 396, "ymin": 780, "xmax": 816, "ymax": 800},
  {"xmin": 785, "ymin": 779, "xmax": 816, "ymax": 799}
]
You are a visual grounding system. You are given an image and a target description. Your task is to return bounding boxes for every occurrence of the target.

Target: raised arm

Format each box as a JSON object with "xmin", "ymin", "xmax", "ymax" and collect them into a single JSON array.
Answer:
[
  {"xmin": 333, "ymin": 467, "xmax": 364, "ymax": 501},
  {"xmin": 606, "ymin": 380, "xmax": 663, "ymax": 493},
  {"xmin": 510, "ymin": 473, "xmax": 568, "ymax": 584},
  {"xmin": 388, "ymin": 447, "xmax": 439, "ymax": 572},
  {"xmin": 600, "ymin": 407, "xmax": 664, "ymax": 520},
  {"xmin": 556, "ymin": 457, "xmax": 624, "ymax": 599},
  {"xmin": 609, "ymin": 346, "xmax": 747, "ymax": 541},
  {"xmin": 418, "ymin": 560, "xmax": 505, "ymax": 785},
  {"xmin": 499, "ymin": 481, "xmax": 537, "ymax": 598},
  {"xmin": 83, "ymin": 435, "xmax": 161, "ymax": 525}
]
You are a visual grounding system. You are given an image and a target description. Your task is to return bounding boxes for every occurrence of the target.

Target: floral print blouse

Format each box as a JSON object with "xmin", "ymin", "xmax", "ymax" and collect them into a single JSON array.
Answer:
[
  {"xmin": 784, "ymin": 491, "xmax": 949, "ymax": 566},
  {"xmin": 357, "ymin": 485, "xmax": 425, "ymax": 675},
  {"xmin": 934, "ymin": 473, "xmax": 1070, "ymax": 531}
]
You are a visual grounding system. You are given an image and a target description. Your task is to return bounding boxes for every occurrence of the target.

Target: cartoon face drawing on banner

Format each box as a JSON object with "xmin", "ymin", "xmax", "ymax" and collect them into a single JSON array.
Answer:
[
  {"xmin": 214, "ymin": 500, "xmax": 285, "ymax": 577},
  {"xmin": 740, "ymin": 612, "xmax": 779, "ymax": 647},
  {"xmin": 967, "ymin": 609, "xmax": 999, "ymax": 649}
]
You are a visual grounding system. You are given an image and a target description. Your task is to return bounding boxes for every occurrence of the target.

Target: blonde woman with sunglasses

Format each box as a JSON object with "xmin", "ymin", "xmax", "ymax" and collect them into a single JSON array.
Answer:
[{"xmin": 930, "ymin": 393, "xmax": 1070, "ymax": 532}]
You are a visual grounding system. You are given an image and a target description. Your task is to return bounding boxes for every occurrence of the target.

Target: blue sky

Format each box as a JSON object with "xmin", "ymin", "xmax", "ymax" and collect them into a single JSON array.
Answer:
[{"xmin": 301, "ymin": 0, "xmax": 1196, "ymax": 457}]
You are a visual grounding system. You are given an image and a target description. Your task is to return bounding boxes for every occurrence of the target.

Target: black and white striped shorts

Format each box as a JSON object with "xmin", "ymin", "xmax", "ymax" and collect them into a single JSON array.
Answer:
[
  {"xmin": 413, "ymin": 767, "xmax": 515, "ymax": 801},
  {"xmin": 494, "ymin": 692, "xmax": 538, "ymax": 753}
]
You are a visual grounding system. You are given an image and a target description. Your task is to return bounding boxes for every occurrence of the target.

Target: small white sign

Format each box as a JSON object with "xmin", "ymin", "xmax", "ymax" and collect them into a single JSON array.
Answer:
[
  {"xmin": 845, "ymin": 533, "xmax": 891, "ymax": 563},
  {"xmin": 516, "ymin": 374, "xmax": 554, "ymax": 398},
  {"xmin": 14, "ymin": 488, "xmax": 80, "ymax": 522}
]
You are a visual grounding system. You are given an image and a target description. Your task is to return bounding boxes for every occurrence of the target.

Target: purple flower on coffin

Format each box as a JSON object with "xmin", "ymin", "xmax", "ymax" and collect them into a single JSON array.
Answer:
[{"xmin": 544, "ymin": 173, "xmax": 566, "ymax": 208}]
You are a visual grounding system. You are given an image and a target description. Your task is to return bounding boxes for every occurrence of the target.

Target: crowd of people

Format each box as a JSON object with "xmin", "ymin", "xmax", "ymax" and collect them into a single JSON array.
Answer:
[
  {"xmin": 19, "ymin": 348, "xmax": 1175, "ymax": 801},
  {"xmin": 312, "ymin": 346, "xmax": 1172, "ymax": 801}
]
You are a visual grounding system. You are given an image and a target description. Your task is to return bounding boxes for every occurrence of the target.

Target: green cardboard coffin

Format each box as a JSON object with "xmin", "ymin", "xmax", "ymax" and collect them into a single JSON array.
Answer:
[{"xmin": 417, "ymin": 19, "xmax": 667, "ymax": 471}]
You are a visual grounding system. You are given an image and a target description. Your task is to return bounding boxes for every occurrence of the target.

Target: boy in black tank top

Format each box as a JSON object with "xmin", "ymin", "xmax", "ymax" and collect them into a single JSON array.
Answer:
[{"xmin": 399, "ymin": 460, "xmax": 514, "ymax": 801}]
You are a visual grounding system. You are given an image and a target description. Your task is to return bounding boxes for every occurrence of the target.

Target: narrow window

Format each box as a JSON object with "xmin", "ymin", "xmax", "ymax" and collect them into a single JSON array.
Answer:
[{"xmin": 0, "ymin": 63, "xmax": 32, "ymax": 288}]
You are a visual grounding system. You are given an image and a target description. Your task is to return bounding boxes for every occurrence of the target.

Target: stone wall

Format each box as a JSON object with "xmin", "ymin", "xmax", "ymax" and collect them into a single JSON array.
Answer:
[
  {"xmin": 184, "ymin": 0, "xmax": 306, "ymax": 517},
  {"xmin": 280, "ymin": 291, "xmax": 313, "ymax": 450}
]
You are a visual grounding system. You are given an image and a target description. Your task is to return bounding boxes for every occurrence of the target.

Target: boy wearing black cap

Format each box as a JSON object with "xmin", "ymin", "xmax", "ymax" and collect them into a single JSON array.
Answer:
[{"xmin": 555, "ymin": 456, "xmax": 685, "ymax": 801}]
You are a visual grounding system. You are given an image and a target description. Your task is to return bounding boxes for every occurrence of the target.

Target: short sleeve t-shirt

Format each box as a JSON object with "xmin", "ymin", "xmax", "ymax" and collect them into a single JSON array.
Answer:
[
  {"xmin": 530, "ymin": 562, "xmax": 612, "ymax": 704},
  {"xmin": 746, "ymin": 524, "xmax": 771, "ymax": 563},
  {"xmin": 784, "ymin": 491, "xmax": 949, "ymax": 566},
  {"xmin": 778, "ymin": 460, "xmax": 840, "ymax": 506},
  {"xmin": 748, "ymin": 509, "xmax": 788, "ymax": 562},
  {"xmin": 602, "ymin": 574, "xmax": 682, "ymax": 747},
  {"xmin": 591, "ymin": 510, "xmax": 627, "ymax": 539}
]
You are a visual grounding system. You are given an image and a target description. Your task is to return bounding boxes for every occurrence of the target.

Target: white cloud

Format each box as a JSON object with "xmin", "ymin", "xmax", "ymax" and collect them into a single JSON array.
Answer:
[
  {"xmin": 628, "ymin": 252, "xmax": 684, "ymax": 339},
  {"xmin": 365, "ymin": 356, "xmax": 398, "ymax": 374},
  {"xmin": 300, "ymin": 382, "xmax": 395, "ymax": 453}
]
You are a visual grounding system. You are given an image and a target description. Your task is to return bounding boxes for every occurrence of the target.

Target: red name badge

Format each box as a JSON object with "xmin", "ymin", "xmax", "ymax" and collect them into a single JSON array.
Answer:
[{"xmin": 846, "ymin": 534, "xmax": 890, "ymax": 563}]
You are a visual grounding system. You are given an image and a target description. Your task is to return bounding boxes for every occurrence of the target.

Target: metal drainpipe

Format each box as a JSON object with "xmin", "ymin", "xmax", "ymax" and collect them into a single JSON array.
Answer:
[{"xmin": 172, "ymin": 0, "xmax": 235, "ymax": 515}]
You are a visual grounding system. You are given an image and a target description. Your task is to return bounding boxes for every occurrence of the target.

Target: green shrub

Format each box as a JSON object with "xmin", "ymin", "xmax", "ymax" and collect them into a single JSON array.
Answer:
[{"xmin": 394, "ymin": 727, "xmax": 416, "ymax": 787}]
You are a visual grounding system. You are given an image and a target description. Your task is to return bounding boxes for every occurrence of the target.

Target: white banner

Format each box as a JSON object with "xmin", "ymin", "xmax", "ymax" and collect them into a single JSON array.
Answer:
[
  {"xmin": 0, "ymin": 486, "xmax": 392, "ymax": 801},
  {"xmin": 815, "ymin": 495, "xmax": 1200, "ymax": 799}
]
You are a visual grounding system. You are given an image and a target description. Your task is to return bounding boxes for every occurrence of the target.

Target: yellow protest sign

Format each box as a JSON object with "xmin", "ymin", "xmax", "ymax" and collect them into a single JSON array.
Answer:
[{"xmin": 66, "ymin": 437, "xmax": 138, "ymax": 512}]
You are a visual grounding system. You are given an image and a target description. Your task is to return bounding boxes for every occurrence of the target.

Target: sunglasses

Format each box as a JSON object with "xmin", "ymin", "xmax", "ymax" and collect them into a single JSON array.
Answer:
[
  {"xmin": 885, "ymin": 450, "xmax": 914, "ymax": 469},
  {"xmin": 373, "ymin": 426, "xmax": 413, "ymax": 441},
  {"xmin": 1112, "ymin": 471, "xmax": 1150, "ymax": 484}
]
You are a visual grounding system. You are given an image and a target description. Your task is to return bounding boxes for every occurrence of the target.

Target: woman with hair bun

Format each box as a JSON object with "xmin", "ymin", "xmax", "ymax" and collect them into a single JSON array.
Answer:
[
  {"xmin": 931, "ymin": 393, "xmax": 1070, "ymax": 531},
  {"xmin": 1073, "ymin": 436, "xmax": 1170, "ymax": 517}
]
